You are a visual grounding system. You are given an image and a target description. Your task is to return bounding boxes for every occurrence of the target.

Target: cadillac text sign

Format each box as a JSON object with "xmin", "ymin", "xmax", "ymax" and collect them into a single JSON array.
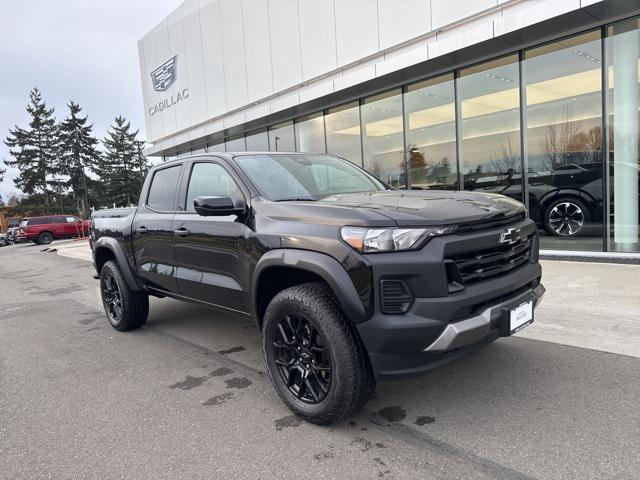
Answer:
[{"xmin": 149, "ymin": 55, "xmax": 190, "ymax": 117}]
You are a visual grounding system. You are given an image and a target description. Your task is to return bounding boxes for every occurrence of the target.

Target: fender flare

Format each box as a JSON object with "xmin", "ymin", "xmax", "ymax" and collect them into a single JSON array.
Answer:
[
  {"xmin": 93, "ymin": 237, "xmax": 143, "ymax": 291},
  {"xmin": 252, "ymin": 249, "xmax": 368, "ymax": 325}
]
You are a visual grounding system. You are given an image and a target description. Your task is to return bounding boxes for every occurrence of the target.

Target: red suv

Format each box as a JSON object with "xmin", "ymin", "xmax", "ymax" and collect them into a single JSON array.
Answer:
[{"xmin": 17, "ymin": 215, "xmax": 91, "ymax": 245}]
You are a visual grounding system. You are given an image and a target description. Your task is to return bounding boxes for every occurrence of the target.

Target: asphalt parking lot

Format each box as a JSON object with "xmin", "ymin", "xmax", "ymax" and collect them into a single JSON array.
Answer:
[{"xmin": 1, "ymin": 241, "xmax": 639, "ymax": 479}]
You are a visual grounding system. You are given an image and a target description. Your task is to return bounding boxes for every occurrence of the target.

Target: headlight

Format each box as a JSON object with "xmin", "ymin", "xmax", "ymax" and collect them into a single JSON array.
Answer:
[{"xmin": 340, "ymin": 226, "xmax": 454, "ymax": 253}]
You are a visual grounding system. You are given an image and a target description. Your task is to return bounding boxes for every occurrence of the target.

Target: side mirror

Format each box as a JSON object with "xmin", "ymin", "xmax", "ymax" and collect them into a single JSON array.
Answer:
[{"xmin": 193, "ymin": 196, "xmax": 245, "ymax": 216}]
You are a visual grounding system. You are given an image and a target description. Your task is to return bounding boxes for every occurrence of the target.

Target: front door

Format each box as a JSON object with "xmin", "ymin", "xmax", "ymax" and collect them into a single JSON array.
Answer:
[
  {"xmin": 172, "ymin": 160, "xmax": 251, "ymax": 314},
  {"xmin": 132, "ymin": 163, "xmax": 183, "ymax": 293}
]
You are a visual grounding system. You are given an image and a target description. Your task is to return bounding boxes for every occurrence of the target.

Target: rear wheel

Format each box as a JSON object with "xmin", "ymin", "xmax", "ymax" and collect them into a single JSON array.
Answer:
[
  {"xmin": 37, "ymin": 232, "xmax": 54, "ymax": 245},
  {"xmin": 263, "ymin": 282, "xmax": 374, "ymax": 425},
  {"xmin": 100, "ymin": 260, "xmax": 149, "ymax": 331}
]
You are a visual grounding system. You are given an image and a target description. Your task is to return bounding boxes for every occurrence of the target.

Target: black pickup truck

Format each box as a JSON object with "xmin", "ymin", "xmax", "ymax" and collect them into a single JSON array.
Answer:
[{"xmin": 91, "ymin": 152, "xmax": 544, "ymax": 424}]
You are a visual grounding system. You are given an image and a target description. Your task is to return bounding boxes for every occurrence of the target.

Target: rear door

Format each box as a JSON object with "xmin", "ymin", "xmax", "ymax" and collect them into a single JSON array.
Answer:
[
  {"xmin": 171, "ymin": 158, "xmax": 251, "ymax": 313},
  {"xmin": 131, "ymin": 163, "xmax": 183, "ymax": 293},
  {"xmin": 63, "ymin": 216, "xmax": 80, "ymax": 237}
]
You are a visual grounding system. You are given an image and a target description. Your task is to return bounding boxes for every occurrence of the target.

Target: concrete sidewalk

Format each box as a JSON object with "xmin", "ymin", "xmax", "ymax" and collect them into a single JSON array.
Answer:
[
  {"xmin": 516, "ymin": 260, "xmax": 640, "ymax": 358},
  {"xmin": 52, "ymin": 238, "xmax": 92, "ymax": 262}
]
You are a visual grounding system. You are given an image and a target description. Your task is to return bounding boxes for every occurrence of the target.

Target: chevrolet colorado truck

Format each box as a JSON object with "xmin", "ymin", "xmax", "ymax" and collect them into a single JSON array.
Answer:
[{"xmin": 91, "ymin": 152, "xmax": 544, "ymax": 424}]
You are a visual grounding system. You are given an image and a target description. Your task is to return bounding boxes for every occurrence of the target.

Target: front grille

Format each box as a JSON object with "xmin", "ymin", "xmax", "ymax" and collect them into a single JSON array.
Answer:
[
  {"xmin": 380, "ymin": 280, "xmax": 413, "ymax": 314},
  {"xmin": 455, "ymin": 212, "xmax": 526, "ymax": 233},
  {"xmin": 448, "ymin": 234, "xmax": 534, "ymax": 286}
]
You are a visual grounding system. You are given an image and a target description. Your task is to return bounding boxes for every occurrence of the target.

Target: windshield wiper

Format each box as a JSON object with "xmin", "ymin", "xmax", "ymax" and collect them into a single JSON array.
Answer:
[{"xmin": 274, "ymin": 197, "xmax": 317, "ymax": 202}]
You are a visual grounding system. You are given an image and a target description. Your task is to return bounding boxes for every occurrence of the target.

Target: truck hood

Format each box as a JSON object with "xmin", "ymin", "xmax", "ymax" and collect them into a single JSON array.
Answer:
[{"xmin": 257, "ymin": 190, "xmax": 525, "ymax": 227}]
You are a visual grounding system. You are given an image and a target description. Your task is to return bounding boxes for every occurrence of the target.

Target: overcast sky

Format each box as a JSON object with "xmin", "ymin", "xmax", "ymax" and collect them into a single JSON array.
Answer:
[{"xmin": 0, "ymin": 0, "xmax": 184, "ymax": 200}]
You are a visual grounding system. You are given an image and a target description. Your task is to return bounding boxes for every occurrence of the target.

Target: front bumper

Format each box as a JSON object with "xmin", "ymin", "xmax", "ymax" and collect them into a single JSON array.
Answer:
[
  {"xmin": 355, "ymin": 217, "xmax": 544, "ymax": 379},
  {"xmin": 358, "ymin": 280, "xmax": 544, "ymax": 379}
]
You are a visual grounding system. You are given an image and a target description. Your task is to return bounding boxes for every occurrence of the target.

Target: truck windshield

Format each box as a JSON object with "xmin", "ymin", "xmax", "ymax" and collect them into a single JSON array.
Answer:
[{"xmin": 234, "ymin": 154, "xmax": 386, "ymax": 201}]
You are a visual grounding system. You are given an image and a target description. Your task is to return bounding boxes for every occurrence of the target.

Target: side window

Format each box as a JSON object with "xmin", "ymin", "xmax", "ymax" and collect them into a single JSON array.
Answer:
[
  {"xmin": 146, "ymin": 165, "xmax": 181, "ymax": 211},
  {"xmin": 66, "ymin": 217, "xmax": 76, "ymax": 223},
  {"xmin": 51, "ymin": 217, "xmax": 65, "ymax": 224},
  {"xmin": 185, "ymin": 163, "xmax": 243, "ymax": 212}
]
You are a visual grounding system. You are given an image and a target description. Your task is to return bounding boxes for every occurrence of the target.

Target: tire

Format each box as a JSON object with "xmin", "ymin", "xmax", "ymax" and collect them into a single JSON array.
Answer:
[
  {"xmin": 99, "ymin": 260, "xmax": 149, "ymax": 331},
  {"xmin": 262, "ymin": 282, "xmax": 374, "ymax": 425},
  {"xmin": 37, "ymin": 231, "xmax": 54, "ymax": 245},
  {"xmin": 544, "ymin": 198, "xmax": 591, "ymax": 237}
]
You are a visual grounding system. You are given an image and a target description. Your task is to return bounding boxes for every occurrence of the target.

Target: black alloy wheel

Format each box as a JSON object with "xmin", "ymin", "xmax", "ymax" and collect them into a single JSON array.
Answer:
[
  {"xmin": 262, "ymin": 282, "xmax": 374, "ymax": 424},
  {"xmin": 99, "ymin": 260, "xmax": 149, "ymax": 331},
  {"xmin": 102, "ymin": 271, "xmax": 123, "ymax": 325},
  {"xmin": 272, "ymin": 314, "xmax": 332, "ymax": 404}
]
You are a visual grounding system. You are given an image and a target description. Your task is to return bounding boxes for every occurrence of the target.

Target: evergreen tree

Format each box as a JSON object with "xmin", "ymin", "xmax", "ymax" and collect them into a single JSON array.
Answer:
[
  {"xmin": 0, "ymin": 161, "xmax": 5, "ymax": 184},
  {"xmin": 4, "ymin": 88, "xmax": 61, "ymax": 212},
  {"xmin": 134, "ymin": 139, "xmax": 150, "ymax": 187},
  {"xmin": 97, "ymin": 116, "xmax": 146, "ymax": 206},
  {"xmin": 58, "ymin": 101, "xmax": 100, "ymax": 215}
]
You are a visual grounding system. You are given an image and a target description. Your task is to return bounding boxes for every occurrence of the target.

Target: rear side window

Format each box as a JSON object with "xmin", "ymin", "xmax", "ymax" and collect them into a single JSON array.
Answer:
[
  {"xmin": 147, "ymin": 165, "xmax": 181, "ymax": 211},
  {"xmin": 185, "ymin": 163, "xmax": 243, "ymax": 212}
]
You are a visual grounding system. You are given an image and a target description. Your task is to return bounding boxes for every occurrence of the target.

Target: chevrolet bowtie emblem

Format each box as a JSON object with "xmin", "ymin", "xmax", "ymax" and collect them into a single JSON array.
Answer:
[{"xmin": 499, "ymin": 227, "xmax": 521, "ymax": 245}]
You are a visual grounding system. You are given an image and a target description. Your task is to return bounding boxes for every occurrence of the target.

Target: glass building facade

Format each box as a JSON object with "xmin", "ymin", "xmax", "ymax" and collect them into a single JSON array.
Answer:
[{"xmin": 170, "ymin": 17, "xmax": 640, "ymax": 253}]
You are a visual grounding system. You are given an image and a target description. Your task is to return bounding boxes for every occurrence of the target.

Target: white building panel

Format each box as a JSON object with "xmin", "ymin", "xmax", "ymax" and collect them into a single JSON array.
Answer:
[
  {"xmin": 168, "ymin": 8, "xmax": 191, "ymax": 132},
  {"xmin": 242, "ymin": 0, "xmax": 273, "ymax": 102},
  {"xmin": 298, "ymin": 0, "xmax": 338, "ymax": 81},
  {"xmin": 154, "ymin": 19, "xmax": 178, "ymax": 137},
  {"xmin": 334, "ymin": 0, "xmax": 379, "ymax": 66},
  {"xmin": 431, "ymin": 0, "xmax": 497, "ymax": 30},
  {"xmin": 377, "ymin": 0, "xmax": 432, "ymax": 50},
  {"xmin": 268, "ymin": 0, "xmax": 303, "ymax": 92},
  {"xmin": 219, "ymin": 0, "xmax": 248, "ymax": 111},
  {"xmin": 199, "ymin": 1, "xmax": 227, "ymax": 119},
  {"xmin": 181, "ymin": 9, "xmax": 209, "ymax": 125}
]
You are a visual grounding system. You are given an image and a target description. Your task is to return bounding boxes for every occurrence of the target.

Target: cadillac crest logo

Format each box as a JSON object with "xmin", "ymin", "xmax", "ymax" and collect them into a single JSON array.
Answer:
[
  {"xmin": 148, "ymin": 54, "xmax": 190, "ymax": 117},
  {"xmin": 150, "ymin": 55, "xmax": 178, "ymax": 92}
]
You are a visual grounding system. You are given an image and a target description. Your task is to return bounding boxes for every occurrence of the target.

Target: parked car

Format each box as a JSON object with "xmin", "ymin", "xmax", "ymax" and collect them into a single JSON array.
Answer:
[
  {"xmin": 17, "ymin": 215, "xmax": 91, "ymax": 245},
  {"xmin": 91, "ymin": 152, "xmax": 544, "ymax": 424},
  {"xmin": 1, "ymin": 226, "xmax": 20, "ymax": 245}
]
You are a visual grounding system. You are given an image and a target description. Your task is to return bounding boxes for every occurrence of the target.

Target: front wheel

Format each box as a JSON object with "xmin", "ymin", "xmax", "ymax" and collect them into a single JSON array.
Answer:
[
  {"xmin": 100, "ymin": 260, "xmax": 149, "ymax": 331},
  {"xmin": 262, "ymin": 282, "xmax": 374, "ymax": 425}
]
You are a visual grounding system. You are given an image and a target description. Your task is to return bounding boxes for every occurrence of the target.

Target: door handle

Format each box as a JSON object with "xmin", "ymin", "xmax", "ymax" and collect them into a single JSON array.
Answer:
[
  {"xmin": 135, "ymin": 226, "xmax": 148, "ymax": 234},
  {"xmin": 174, "ymin": 228, "xmax": 190, "ymax": 237}
]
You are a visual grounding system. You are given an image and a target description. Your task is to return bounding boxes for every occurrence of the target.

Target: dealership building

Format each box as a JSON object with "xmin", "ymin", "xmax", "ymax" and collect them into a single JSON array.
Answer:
[{"xmin": 139, "ymin": 0, "xmax": 640, "ymax": 255}]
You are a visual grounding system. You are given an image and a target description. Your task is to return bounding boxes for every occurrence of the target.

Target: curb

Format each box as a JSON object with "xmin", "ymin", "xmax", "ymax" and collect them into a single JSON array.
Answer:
[{"xmin": 540, "ymin": 250, "xmax": 640, "ymax": 265}]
